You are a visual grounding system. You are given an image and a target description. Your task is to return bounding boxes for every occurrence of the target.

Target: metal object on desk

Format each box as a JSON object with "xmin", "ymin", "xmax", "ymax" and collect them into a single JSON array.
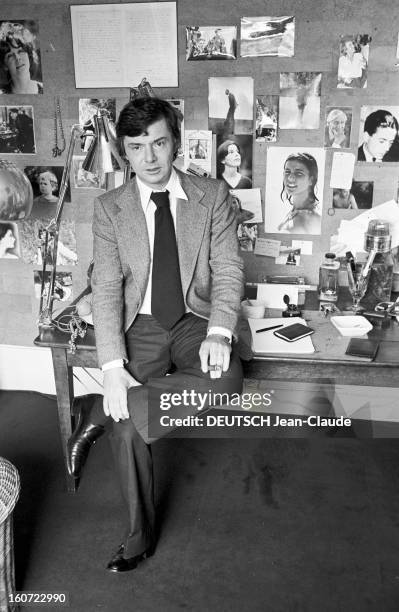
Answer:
[{"xmin": 282, "ymin": 294, "xmax": 302, "ymax": 318}]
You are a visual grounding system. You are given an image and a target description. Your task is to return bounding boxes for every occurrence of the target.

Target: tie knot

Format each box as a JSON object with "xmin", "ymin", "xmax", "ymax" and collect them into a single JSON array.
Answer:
[{"xmin": 151, "ymin": 190, "xmax": 170, "ymax": 209}]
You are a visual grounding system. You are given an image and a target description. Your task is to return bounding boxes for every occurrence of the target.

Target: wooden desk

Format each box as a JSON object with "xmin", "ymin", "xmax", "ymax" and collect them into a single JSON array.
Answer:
[{"xmin": 34, "ymin": 292, "xmax": 399, "ymax": 492}]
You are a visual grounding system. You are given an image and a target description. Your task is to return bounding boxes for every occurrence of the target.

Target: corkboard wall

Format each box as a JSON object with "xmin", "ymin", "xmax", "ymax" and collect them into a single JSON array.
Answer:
[{"xmin": 1, "ymin": 0, "xmax": 399, "ymax": 346}]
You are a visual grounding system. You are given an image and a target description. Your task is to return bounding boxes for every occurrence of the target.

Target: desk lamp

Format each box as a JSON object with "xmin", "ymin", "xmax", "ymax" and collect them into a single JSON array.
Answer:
[{"xmin": 37, "ymin": 109, "xmax": 126, "ymax": 335}]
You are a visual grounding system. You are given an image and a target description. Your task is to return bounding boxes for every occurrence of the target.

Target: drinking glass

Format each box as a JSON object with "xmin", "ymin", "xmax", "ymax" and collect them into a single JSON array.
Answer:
[{"xmin": 347, "ymin": 262, "xmax": 371, "ymax": 313}]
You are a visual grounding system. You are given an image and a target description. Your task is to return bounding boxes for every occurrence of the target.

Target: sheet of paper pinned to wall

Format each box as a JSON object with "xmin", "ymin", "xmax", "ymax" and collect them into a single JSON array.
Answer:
[
  {"xmin": 330, "ymin": 152, "xmax": 356, "ymax": 189},
  {"xmin": 254, "ymin": 238, "xmax": 281, "ymax": 257},
  {"xmin": 70, "ymin": 3, "xmax": 178, "ymax": 88}
]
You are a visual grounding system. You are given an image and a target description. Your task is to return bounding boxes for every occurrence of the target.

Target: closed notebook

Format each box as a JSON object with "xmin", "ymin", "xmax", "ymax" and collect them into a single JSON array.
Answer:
[
  {"xmin": 345, "ymin": 338, "xmax": 379, "ymax": 361},
  {"xmin": 248, "ymin": 318, "xmax": 315, "ymax": 355}
]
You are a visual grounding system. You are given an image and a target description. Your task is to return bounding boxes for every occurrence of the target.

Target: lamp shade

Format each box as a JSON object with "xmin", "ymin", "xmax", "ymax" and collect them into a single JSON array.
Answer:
[
  {"xmin": 82, "ymin": 111, "xmax": 125, "ymax": 178},
  {"xmin": 0, "ymin": 160, "xmax": 33, "ymax": 221}
]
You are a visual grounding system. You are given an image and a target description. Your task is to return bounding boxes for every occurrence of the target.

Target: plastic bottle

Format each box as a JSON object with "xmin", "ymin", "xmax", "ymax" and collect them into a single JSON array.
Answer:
[{"xmin": 318, "ymin": 252, "xmax": 340, "ymax": 302}]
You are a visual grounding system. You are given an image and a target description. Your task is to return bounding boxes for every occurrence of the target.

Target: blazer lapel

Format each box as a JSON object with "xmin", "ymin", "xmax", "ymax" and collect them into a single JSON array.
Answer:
[
  {"xmin": 115, "ymin": 180, "xmax": 151, "ymax": 297},
  {"xmin": 176, "ymin": 170, "xmax": 208, "ymax": 294}
]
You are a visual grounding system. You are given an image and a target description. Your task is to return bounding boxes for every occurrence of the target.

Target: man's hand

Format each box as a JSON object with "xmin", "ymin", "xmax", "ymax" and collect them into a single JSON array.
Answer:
[
  {"xmin": 199, "ymin": 334, "xmax": 231, "ymax": 379},
  {"xmin": 102, "ymin": 368, "xmax": 139, "ymax": 422}
]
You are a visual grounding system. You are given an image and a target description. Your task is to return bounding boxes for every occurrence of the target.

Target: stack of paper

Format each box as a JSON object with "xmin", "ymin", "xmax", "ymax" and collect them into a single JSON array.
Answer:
[{"xmin": 248, "ymin": 318, "xmax": 315, "ymax": 355}]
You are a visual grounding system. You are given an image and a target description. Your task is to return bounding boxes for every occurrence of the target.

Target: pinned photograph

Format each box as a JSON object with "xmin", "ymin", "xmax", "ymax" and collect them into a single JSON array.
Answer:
[
  {"xmin": 0, "ymin": 105, "xmax": 35, "ymax": 153},
  {"xmin": 275, "ymin": 244, "xmax": 301, "ymax": 266},
  {"xmin": 229, "ymin": 188, "xmax": 262, "ymax": 224},
  {"xmin": 24, "ymin": 166, "xmax": 71, "ymax": 219},
  {"xmin": 72, "ymin": 155, "xmax": 105, "ymax": 189},
  {"xmin": 240, "ymin": 16, "xmax": 294, "ymax": 58},
  {"xmin": 237, "ymin": 223, "xmax": 258, "ymax": 252},
  {"xmin": 357, "ymin": 106, "xmax": 399, "ymax": 162},
  {"xmin": 79, "ymin": 98, "xmax": 116, "ymax": 152},
  {"xmin": 18, "ymin": 217, "xmax": 77, "ymax": 266},
  {"xmin": 0, "ymin": 220, "xmax": 20, "ymax": 259},
  {"xmin": 264, "ymin": 147, "xmax": 326, "ymax": 235},
  {"xmin": 34, "ymin": 270, "xmax": 73, "ymax": 303},
  {"xmin": 216, "ymin": 134, "xmax": 253, "ymax": 189},
  {"xmin": 208, "ymin": 76, "xmax": 254, "ymax": 136},
  {"xmin": 166, "ymin": 99, "xmax": 184, "ymax": 157},
  {"xmin": 0, "ymin": 20, "xmax": 43, "ymax": 94},
  {"xmin": 337, "ymin": 34, "xmax": 371, "ymax": 89},
  {"xmin": 184, "ymin": 130, "xmax": 212, "ymax": 176},
  {"xmin": 324, "ymin": 106, "xmax": 352, "ymax": 148},
  {"xmin": 256, "ymin": 96, "xmax": 278, "ymax": 142},
  {"xmin": 332, "ymin": 181, "xmax": 373, "ymax": 211},
  {"xmin": 186, "ymin": 26, "xmax": 237, "ymax": 60},
  {"xmin": 279, "ymin": 72, "xmax": 322, "ymax": 130}
]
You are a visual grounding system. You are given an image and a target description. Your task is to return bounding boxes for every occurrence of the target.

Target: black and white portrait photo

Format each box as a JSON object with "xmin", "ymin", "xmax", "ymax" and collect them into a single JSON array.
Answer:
[
  {"xmin": 324, "ymin": 106, "xmax": 352, "ymax": 148},
  {"xmin": 0, "ymin": 20, "xmax": 43, "ymax": 94},
  {"xmin": 279, "ymin": 72, "xmax": 322, "ymax": 130},
  {"xmin": 24, "ymin": 166, "xmax": 71, "ymax": 219},
  {"xmin": 357, "ymin": 106, "xmax": 399, "ymax": 162},
  {"xmin": 265, "ymin": 147, "xmax": 326, "ymax": 234},
  {"xmin": 216, "ymin": 134, "xmax": 253, "ymax": 190},
  {"xmin": 337, "ymin": 34, "xmax": 371, "ymax": 89}
]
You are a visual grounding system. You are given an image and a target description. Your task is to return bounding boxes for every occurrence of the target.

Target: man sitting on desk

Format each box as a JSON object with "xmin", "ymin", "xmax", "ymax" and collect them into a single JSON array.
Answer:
[{"xmin": 67, "ymin": 97, "xmax": 244, "ymax": 572}]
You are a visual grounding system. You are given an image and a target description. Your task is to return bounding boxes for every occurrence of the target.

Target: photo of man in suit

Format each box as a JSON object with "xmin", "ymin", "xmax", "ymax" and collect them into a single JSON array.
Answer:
[
  {"xmin": 357, "ymin": 108, "xmax": 399, "ymax": 162},
  {"xmin": 67, "ymin": 97, "xmax": 244, "ymax": 572}
]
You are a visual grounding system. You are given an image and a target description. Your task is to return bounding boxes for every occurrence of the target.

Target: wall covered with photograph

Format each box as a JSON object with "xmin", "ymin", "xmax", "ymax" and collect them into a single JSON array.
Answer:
[{"xmin": 1, "ymin": 0, "xmax": 399, "ymax": 347}]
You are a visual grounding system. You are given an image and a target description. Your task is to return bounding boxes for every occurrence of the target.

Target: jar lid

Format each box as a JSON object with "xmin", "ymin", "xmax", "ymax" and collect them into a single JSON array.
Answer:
[
  {"xmin": 364, "ymin": 219, "xmax": 391, "ymax": 252},
  {"xmin": 325, "ymin": 252, "xmax": 336, "ymax": 260}
]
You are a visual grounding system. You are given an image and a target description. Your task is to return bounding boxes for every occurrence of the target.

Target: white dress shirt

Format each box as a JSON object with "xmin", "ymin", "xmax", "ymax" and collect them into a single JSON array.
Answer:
[{"xmin": 102, "ymin": 169, "xmax": 231, "ymax": 371}]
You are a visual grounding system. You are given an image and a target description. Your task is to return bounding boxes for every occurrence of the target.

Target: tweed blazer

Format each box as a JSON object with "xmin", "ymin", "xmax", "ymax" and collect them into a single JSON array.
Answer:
[{"xmin": 91, "ymin": 168, "xmax": 244, "ymax": 366}]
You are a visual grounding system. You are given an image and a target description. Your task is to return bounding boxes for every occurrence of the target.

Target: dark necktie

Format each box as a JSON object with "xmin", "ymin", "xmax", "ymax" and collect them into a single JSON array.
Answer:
[{"xmin": 151, "ymin": 190, "xmax": 185, "ymax": 330}]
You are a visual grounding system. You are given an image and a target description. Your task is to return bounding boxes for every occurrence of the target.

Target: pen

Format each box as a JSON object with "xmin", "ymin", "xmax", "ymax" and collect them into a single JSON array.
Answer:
[{"xmin": 256, "ymin": 324, "xmax": 284, "ymax": 334}]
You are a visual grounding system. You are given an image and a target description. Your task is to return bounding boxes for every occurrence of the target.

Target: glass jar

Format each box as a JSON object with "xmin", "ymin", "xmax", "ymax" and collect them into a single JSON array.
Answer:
[
  {"xmin": 318, "ymin": 253, "xmax": 340, "ymax": 302},
  {"xmin": 361, "ymin": 251, "xmax": 394, "ymax": 310}
]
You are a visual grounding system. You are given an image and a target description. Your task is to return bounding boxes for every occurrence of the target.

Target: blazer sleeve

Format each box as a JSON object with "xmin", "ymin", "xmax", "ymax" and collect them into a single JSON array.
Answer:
[
  {"xmin": 91, "ymin": 196, "xmax": 128, "ymax": 367},
  {"xmin": 207, "ymin": 180, "xmax": 244, "ymax": 335}
]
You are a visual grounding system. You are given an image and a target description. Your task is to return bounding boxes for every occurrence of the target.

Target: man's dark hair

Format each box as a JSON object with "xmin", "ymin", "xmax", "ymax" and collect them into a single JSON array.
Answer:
[
  {"xmin": 364, "ymin": 109, "xmax": 399, "ymax": 136},
  {"xmin": 116, "ymin": 97, "xmax": 181, "ymax": 160}
]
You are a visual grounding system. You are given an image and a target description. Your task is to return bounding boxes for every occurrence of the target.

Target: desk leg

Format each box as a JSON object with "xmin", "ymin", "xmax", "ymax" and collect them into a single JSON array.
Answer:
[{"xmin": 51, "ymin": 348, "xmax": 77, "ymax": 493}]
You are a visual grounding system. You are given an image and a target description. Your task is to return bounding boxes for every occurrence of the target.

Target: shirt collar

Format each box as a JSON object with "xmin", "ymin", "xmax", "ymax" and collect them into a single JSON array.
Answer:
[{"xmin": 136, "ymin": 168, "xmax": 188, "ymax": 212}]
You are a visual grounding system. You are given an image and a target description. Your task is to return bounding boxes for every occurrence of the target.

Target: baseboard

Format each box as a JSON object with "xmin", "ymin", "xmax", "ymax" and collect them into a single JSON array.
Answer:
[{"xmin": 0, "ymin": 344, "xmax": 103, "ymax": 396}]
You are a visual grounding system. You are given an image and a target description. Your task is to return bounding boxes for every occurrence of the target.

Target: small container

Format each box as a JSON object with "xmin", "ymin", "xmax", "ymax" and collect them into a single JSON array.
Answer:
[
  {"xmin": 318, "ymin": 253, "xmax": 340, "ymax": 302},
  {"xmin": 361, "ymin": 219, "xmax": 394, "ymax": 310},
  {"xmin": 241, "ymin": 299, "xmax": 265, "ymax": 319}
]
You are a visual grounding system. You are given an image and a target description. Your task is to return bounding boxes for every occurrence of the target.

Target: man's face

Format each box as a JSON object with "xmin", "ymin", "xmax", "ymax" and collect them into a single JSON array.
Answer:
[
  {"xmin": 366, "ymin": 126, "xmax": 397, "ymax": 160},
  {"xmin": 123, "ymin": 118, "xmax": 175, "ymax": 190}
]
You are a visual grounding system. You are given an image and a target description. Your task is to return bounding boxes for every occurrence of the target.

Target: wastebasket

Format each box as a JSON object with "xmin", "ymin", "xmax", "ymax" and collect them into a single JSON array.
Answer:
[{"xmin": 0, "ymin": 459, "xmax": 20, "ymax": 612}]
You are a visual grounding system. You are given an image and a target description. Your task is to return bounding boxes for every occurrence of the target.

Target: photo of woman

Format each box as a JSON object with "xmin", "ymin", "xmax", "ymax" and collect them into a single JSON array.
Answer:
[
  {"xmin": 0, "ymin": 220, "xmax": 19, "ymax": 258},
  {"xmin": 216, "ymin": 136, "xmax": 253, "ymax": 189},
  {"xmin": 265, "ymin": 147, "xmax": 325, "ymax": 235},
  {"xmin": 324, "ymin": 107, "xmax": 352, "ymax": 148},
  {"xmin": 337, "ymin": 34, "xmax": 370, "ymax": 89},
  {"xmin": 0, "ymin": 21, "xmax": 43, "ymax": 94}
]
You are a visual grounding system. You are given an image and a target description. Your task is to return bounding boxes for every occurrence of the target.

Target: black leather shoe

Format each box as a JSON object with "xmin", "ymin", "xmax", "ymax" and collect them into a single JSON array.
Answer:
[
  {"xmin": 106, "ymin": 544, "xmax": 154, "ymax": 573},
  {"xmin": 67, "ymin": 410, "xmax": 105, "ymax": 478}
]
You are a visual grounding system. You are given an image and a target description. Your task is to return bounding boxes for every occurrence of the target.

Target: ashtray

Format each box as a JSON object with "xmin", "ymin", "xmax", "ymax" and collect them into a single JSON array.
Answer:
[{"xmin": 330, "ymin": 315, "xmax": 372, "ymax": 337}]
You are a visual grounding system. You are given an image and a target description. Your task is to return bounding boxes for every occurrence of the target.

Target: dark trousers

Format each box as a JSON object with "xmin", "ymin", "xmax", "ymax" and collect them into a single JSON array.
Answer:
[{"xmin": 92, "ymin": 313, "xmax": 243, "ymax": 557}]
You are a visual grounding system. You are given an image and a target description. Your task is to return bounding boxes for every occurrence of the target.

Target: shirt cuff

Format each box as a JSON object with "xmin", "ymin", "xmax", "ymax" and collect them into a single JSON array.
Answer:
[
  {"xmin": 101, "ymin": 359, "xmax": 124, "ymax": 372},
  {"xmin": 207, "ymin": 326, "xmax": 232, "ymax": 343}
]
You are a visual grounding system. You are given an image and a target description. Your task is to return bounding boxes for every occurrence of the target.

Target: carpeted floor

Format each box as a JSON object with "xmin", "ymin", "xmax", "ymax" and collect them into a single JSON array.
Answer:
[{"xmin": 1, "ymin": 390, "xmax": 399, "ymax": 611}]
